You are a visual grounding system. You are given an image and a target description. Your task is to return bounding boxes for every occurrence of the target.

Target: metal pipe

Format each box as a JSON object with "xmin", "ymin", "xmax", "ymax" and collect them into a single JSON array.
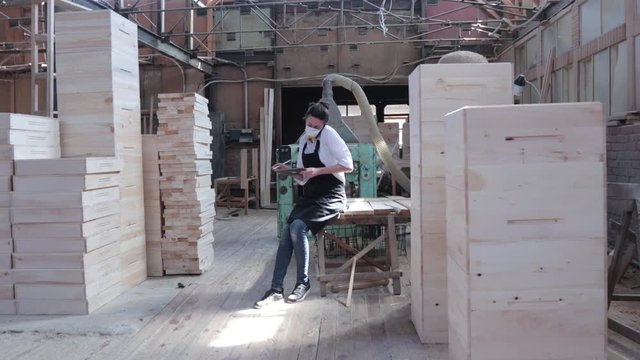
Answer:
[
  {"xmin": 158, "ymin": 19, "xmax": 504, "ymax": 36},
  {"xmin": 199, "ymin": 57, "xmax": 249, "ymax": 128},
  {"xmin": 46, "ymin": 0, "xmax": 54, "ymax": 117},
  {"xmin": 322, "ymin": 74, "xmax": 411, "ymax": 193},
  {"xmin": 30, "ymin": 2, "xmax": 38, "ymax": 115},
  {"xmin": 188, "ymin": 37, "xmax": 501, "ymax": 52}
]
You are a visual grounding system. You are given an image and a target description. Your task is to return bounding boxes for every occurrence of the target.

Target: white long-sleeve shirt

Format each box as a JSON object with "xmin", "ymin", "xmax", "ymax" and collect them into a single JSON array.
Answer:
[{"xmin": 295, "ymin": 125, "xmax": 353, "ymax": 185}]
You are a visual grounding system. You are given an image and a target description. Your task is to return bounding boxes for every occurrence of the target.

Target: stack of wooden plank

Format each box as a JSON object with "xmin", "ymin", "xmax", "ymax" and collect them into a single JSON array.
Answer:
[
  {"xmin": 0, "ymin": 113, "xmax": 59, "ymax": 314},
  {"xmin": 408, "ymin": 63, "xmax": 513, "ymax": 343},
  {"xmin": 444, "ymin": 103, "xmax": 606, "ymax": 359},
  {"xmin": 156, "ymin": 93, "xmax": 214, "ymax": 275},
  {"xmin": 259, "ymin": 88, "xmax": 274, "ymax": 207},
  {"xmin": 142, "ymin": 135, "xmax": 163, "ymax": 276},
  {"xmin": 11, "ymin": 158, "xmax": 122, "ymax": 315},
  {"xmin": 56, "ymin": 10, "xmax": 147, "ymax": 290}
]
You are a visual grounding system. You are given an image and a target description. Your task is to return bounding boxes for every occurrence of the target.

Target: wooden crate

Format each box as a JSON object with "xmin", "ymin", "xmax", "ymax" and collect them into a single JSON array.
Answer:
[
  {"xmin": 444, "ymin": 103, "xmax": 607, "ymax": 360},
  {"xmin": 15, "ymin": 157, "xmax": 121, "ymax": 176},
  {"xmin": 408, "ymin": 63, "xmax": 513, "ymax": 343},
  {"xmin": 0, "ymin": 113, "xmax": 60, "ymax": 133},
  {"xmin": 12, "ymin": 187, "xmax": 120, "ymax": 208},
  {"xmin": 13, "ymin": 227, "xmax": 120, "ymax": 254}
]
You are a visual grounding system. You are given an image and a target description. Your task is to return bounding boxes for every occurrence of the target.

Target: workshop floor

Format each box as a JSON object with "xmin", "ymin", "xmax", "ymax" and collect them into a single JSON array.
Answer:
[{"xmin": 0, "ymin": 209, "xmax": 637, "ymax": 359}]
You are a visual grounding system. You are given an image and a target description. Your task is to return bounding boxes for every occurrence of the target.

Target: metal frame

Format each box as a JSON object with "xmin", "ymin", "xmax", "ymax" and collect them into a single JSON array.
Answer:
[{"xmin": 0, "ymin": 0, "xmax": 551, "ymax": 76}]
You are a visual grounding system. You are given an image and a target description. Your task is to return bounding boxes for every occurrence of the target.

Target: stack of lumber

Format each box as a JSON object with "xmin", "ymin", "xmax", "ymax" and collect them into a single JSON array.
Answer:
[
  {"xmin": 142, "ymin": 135, "xmax": 163, "ymax": 276},
  {"xmin": 0, "ymin": 155, "xmax": 10, "ymax": 314},
  {"xmin": 444, "ymin": 103, "xmax": 606, "ymax": 359},
  {"xmin": 0, "ymin": 113, "xmax": 59, "ymax": 314},
  {"xmin": 11, "ymin": 158, "xmax": 122, "ymax": 315},
  {"xmin": 56, "ymin": 10, "xmax": 147, "ymax": 291},
  {"xmin": 156, "ymin": 93, "xmax": 214, "ymax": 275},
  {"xmin": 408, "ymin": 63, "xmax": 513, "ymax": 343}
]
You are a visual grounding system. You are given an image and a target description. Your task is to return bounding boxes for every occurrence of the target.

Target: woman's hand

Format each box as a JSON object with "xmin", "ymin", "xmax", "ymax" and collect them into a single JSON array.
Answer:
[{"xmin": 301, "ymin": 167, "xmax": 321, "ymax": 178}]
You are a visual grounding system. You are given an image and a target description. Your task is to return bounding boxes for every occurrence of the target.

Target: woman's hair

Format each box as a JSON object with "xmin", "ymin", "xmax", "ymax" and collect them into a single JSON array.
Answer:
[{"xmin": 304, "ymin": 101, "xmax": 330, "ymax": 123}]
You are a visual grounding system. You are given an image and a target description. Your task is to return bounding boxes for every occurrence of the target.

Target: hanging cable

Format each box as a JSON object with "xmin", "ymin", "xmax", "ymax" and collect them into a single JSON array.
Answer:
[{"xmin": 378, "ymin": 0, "xmax": 389, "ymax": 37}]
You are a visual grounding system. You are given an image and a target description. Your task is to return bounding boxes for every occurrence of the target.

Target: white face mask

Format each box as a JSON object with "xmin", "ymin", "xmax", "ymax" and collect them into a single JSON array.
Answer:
[{"xmin": 305, "ymin": 125, "xmax": 321, "ymax": 141}]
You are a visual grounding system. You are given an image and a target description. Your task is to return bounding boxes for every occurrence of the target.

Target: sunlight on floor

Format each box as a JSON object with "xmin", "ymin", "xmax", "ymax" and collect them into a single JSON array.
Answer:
[{"xmin": 208, "ymin": 302, "xmax": 289, "ymax": 348}]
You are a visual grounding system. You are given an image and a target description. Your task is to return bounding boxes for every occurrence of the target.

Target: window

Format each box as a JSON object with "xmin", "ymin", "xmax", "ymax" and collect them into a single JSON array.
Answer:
[
  {"xmin": 338, "ymin": 105, "xmax": 376, "ymax": 117},
  {"xmin": 580, "ymin": 0, "xmax": 625, "ymax": 45},
  {"xmin": 610, "ymin": 41, "xmax": 627, "ymax": 115},
  {"xmin": 542, "ymin": 25, "xmax": 556, "ymax": 60},
  {"xmin": 543, "ymin": 14, "xmax": 572, "ymax": 57},
  {"xmin": 580, "ymin": 0, "xmax": 600, "ymax": 44},
  {"xmin": 551, "ymin": 66, "xmax": 575, "ymax": 103},
  {"xmin": 594, "ymin": 49, "xmax": 610, "ymax": 115},
  {"xmin": 602, "ymin": 0, "xmax": 625, "ymax": 34},
  {"xmin": 579, "ymin": 57, "xmax": 594, "ymax": 102},
  {"xmin": 515, "ymin": 45, "xmax": 526, "ymax": 75},
  {"xmin": 526, "ymin": 36, "xmax": 538, "ymax": 70},
  {"xmin": 556, "ymin": 15, "xmax": 572, "ymax": 54}
]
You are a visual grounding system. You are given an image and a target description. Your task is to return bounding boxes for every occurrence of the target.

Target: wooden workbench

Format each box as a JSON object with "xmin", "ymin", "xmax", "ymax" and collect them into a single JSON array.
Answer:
[{"xmin": 316, "ymin": 196, "xmax": 411, "ymax": 297}]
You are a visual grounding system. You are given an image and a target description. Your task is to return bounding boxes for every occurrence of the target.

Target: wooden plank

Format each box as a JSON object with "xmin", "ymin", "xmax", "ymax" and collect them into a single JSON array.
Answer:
[
  {"xmin": 0, "ymin": 113, "xmax": 59, "ymax": 132},
  {"xmin": 14, "ymin": 157, "xmax": 122, "ymax": 175},
  {"xmin": 265, "ymin": 88, "xmax": 274, "ymax": 207},
  {"xmin": 12, "ymin": 187, "xmax": 119, "ymax": 208},
  {"xmin": 0, "ymin": 129, "xmax": 59, "ymax": 147},
  {"xmin": 0, "ymin": 300, "xmax": 15, "ymax": 314},
  {"xmin": 142, "ymin": 135, "xmax": 163, "ymax": 277},
  {"xmin": 13, "ymin": 173, "xmax": 119, "ymax": 193},
  {"xmin": 13, "ymin": 228, "xmax": 122, "ymax": 253},
  {"xmin": 344, "ymin": 198, "xmax": 375, "ymax": 216},
  {"xmin": 0, "ymin": 145, "xmax": 60, "ymax": 160},
  {"xmin": 12, "ymin": 213, "xmax": 120, "ymax": 240},
  {"xmin": 11, "ymin": 200, "xmax": 120, "ymax": 224}
]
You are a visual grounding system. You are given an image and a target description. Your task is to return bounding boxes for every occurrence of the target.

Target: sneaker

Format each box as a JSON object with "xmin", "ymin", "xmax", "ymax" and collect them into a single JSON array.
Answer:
[
  {"xmin": 254, "ymin": 289, "xmax": 284, "ymax": 309},
  {"xmin": 286, "ymin": 283, "xmax": 310, "ymax": 303}
]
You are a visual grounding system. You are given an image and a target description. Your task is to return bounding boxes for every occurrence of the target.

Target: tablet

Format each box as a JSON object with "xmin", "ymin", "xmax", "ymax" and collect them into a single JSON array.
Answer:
[{"xmin": 272, "ymin": 167, "xmax": 305, "ymax": 176}]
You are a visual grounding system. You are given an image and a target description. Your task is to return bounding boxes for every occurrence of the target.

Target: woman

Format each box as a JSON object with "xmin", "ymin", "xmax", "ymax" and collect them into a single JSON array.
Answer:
[{"xmin": 254, "ymin": 101, "xmax": 353, "ymax": 308}]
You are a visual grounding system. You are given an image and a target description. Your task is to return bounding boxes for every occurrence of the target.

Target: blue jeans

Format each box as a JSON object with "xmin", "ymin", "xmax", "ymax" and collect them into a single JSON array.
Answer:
[{"xmin": 271, "ymin": 219, "xmax": 309, "ymax": 291}]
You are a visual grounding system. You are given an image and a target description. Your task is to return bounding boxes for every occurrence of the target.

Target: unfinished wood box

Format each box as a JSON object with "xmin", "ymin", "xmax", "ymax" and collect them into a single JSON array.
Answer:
[
  {"xmin": 444, "ymin": 103, "xmax": 606, "ymax": 360},
  {"xmin": 408, "ymin": 63, "xmax": 514, "ymax": 343}
]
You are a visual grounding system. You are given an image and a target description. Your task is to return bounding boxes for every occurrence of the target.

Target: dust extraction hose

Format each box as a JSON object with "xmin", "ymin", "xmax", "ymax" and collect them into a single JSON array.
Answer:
[{"xmin": 322, "ymin": 74, "xmax": 411, "ymax": 194}]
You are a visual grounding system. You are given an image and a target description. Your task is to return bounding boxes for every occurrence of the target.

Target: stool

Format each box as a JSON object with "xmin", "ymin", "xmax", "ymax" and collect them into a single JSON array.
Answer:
[{"xmin": 214, "ymin": 148, "xmax": 259, "ymax": 215}]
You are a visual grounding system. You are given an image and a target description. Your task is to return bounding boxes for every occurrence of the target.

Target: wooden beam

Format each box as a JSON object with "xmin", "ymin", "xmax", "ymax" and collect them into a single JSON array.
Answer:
[
  {"xmin": 476, "ymin": 0, "xmax": 504, "ymax": 21},
  {"xmin": 540, "ymin": 47, "xmax": 556, "ymax": 103}
]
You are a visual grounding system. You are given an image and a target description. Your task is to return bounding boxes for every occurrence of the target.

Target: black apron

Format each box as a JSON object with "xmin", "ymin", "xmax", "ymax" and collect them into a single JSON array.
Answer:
[{"xmin": 287, "ymin": 131, "xmax": 346, "ymax": 234}]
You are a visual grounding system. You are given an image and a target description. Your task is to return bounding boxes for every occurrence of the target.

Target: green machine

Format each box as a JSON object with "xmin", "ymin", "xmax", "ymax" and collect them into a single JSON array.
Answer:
[{"xmin": 276, "ymin": 143, "xmax": 377, "ymax": 235}]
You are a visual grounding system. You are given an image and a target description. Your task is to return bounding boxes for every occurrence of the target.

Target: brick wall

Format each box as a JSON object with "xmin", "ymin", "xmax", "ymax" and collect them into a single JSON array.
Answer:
[{"xmin": 607, "ymin": 123, "xmax": 640, "ymax": 183}]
